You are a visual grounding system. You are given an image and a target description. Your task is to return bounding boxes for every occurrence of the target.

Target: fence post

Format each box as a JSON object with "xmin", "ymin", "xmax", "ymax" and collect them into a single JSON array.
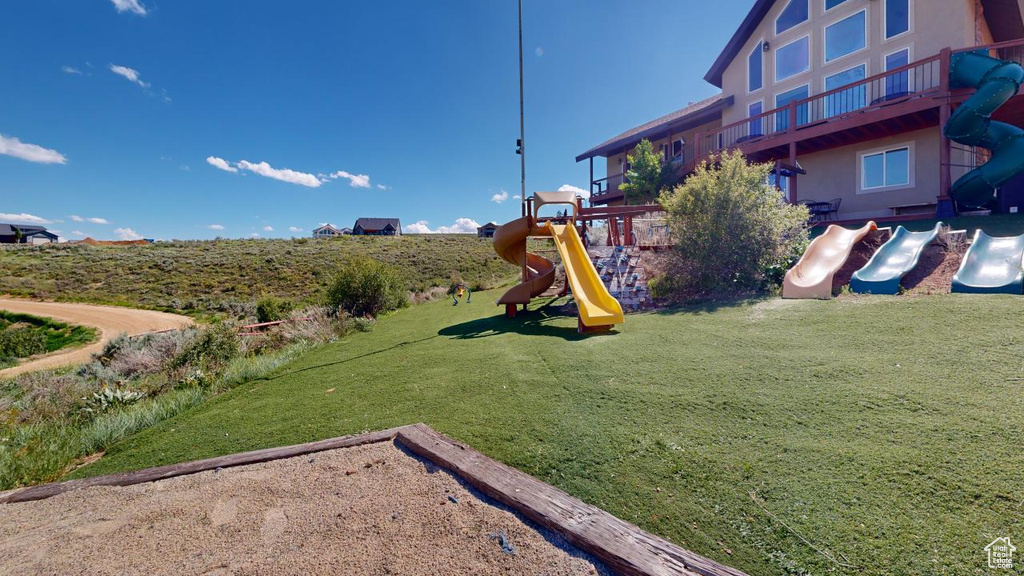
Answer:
[{"xmin": 939, "ymin": 47, "xmax": 951, "ymax": 93}]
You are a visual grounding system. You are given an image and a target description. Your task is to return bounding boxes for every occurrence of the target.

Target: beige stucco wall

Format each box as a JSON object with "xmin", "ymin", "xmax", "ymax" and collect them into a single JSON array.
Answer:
[
  {"xmin": 794, "ymin": 127, "xmax": 941, "ymax": 219},
  {"xmin": 720, "ymin": 0, "xmax": 994, "ymax": 126}
]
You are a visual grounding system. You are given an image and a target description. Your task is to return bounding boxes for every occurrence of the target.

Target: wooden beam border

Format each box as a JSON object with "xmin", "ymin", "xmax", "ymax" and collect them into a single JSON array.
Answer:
[{"xmin": 0, "ymin": 424, "xmax": 749, "ymax": 576}]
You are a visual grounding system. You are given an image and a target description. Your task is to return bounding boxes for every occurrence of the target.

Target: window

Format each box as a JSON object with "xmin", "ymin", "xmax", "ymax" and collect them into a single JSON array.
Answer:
[
  {"xmin": 776, "ymin": 0, "xmax": 809, "ymax": 35},
  {"xmin": 825, "ymin": 10, "xmax": 866, "ymax": 63},
  {"xmin": 672, "ymin": 138, "xmax": 684, "ymax": 158},
  {"xmin": 748, "ymin": 101, "xmax": 764, "ymax": 137},
  {"xmin": 749, "ymin": 41, "xmax": 764, "ymax": 92},
  {"xmin": 775, "ymin": 85, "xmax": 810, "ymax": 131},
  {"xmin": 885, "ymin": 0, "xmax": 910, "ymax": 39},
  {"xmin": 775, "ymin": 36, "xmax": 810, "ymax": 82},
  {"xmin": 825, "ymin": 0, "xmax": 849, "ymax": 10},
  {"xmin": 861, "ymin": 146, "xmax": 910, "ymax": 190},
  {"xmin": 885, "ymin": 48, "xmax": 911, "ymax": 97},
  {"xmin": 824, "ymin": 64, "xmax": 866, "ymax": 116}
]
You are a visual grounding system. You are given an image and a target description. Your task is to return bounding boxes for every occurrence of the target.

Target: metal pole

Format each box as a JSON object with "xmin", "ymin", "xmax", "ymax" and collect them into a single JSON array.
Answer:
[{"xmin": 518, "ymin": 0, "xmax": 526, "ymax": 218}]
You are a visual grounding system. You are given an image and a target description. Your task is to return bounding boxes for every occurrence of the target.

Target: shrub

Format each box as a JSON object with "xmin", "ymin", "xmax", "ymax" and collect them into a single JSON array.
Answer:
[
  {"xmin": 658, "ymin": 150, "xmax": 810, "ymax": 296},
  {"xmin": 619, "ymin": 139, "xmax": 677, "ymax": 205},
  {"xmin": 0, "ymin": 327, "xmax": 47, "ymax": 360},
  {"xmin": 326, "ymin": 257, "xmax": 409, "ymax": 318},
  {"xmin": 256, "ymin": 296, "xmax": 294, "ymax": 323},
  {"xmin": 169, "ymin": 325, "xmax": 239, "ymax": 372}
]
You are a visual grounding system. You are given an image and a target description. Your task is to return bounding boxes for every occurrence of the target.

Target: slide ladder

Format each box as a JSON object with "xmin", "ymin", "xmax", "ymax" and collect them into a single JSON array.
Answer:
[{"xmin": 944, "ymin": 50, "xmax": 1024, "ymax": 207}]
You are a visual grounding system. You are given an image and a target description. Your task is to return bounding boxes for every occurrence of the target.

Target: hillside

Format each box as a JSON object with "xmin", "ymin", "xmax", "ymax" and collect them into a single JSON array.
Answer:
[{"xmin": 0, "ymin": 235, "xmax": 515, "ymax": 315}]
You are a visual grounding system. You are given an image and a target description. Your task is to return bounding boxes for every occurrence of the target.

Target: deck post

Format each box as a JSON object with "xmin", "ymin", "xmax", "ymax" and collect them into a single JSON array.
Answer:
[
  {"xmin": 788, "ymin": 142, "xmax": 799, "ymax": 204},
  {"xmin": 589, "ymin": 157, "xmax": 594, "ymax": 199},
  {"xmin": 938, "ymin": 102, "xmax": 955, "ymax": 218}
]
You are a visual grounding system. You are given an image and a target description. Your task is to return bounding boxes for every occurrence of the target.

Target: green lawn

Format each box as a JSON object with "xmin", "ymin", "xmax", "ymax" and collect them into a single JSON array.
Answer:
[
  {"xmin": 0, "ymin": 311, "xmax": 97, "ymax": 369},
  {"xmin": 75, "ymin": 291, "xmax": 1022, "ymax": 576}
]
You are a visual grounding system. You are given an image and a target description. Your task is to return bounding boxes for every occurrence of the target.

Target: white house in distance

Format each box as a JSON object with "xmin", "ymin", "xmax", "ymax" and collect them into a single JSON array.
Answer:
[{"xmin": 311, "ymin": 224, "xmax": 351, "ymax": 239}]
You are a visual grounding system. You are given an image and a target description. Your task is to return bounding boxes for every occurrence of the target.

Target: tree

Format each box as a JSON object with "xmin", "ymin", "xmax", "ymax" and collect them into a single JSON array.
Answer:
[
  {"xmin": 618, "ymin": 139, "xmax": 666, "ymax": 205},
  {"xmin": 657, "ymin": 150, "xmax": 809, "ymax": 296}
]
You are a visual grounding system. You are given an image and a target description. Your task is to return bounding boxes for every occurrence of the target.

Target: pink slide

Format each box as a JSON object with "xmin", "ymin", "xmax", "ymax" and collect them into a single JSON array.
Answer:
[{"xmin": 782, "ymin": 222, "xmax": 877, "ymax": 299}]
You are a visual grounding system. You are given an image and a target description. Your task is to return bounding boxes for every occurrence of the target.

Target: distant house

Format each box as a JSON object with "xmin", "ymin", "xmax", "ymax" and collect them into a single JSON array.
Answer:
[
  {"xmin": 312, "ymin": 224, "xmax": 348, "ymax": 239},
  {"xmin": 352, "ymin": 218, "xmax": 401, "ymax": 236},
  {"xmin": 477, "ymin": 222, "xmax": 499, "ymax": 238},
  {"xmin": 0, "ymin": 224, "xmax": 58, "ymax": 245}
]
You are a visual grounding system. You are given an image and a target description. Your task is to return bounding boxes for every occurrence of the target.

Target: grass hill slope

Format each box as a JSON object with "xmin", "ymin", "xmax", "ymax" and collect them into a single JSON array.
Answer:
[{"xmin": 0, "ymin": 235, "xmax": 514, "ymax": 315}]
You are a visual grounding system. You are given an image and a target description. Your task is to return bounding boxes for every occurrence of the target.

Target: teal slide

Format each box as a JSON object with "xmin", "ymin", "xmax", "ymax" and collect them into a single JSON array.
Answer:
[
  {"xmin": 850, "ymin": 223, "xmax": 943, "ymax": 295},
  {"xmin": 951, "ymin": 231, "xmax": 1024, "ymax": 294},
  {"xmin": 944, "ymin": 50, "xmax": 1024, "ymax": 208}
]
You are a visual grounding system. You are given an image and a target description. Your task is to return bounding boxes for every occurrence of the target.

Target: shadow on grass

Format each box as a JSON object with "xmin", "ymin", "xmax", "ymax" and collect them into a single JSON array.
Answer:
[
  {"xmin": 652, "ymin": 293, "xmax": 770, "ymax": 316},
  {"xmin": 271, "ymin": 334, "xmax": 441, "ymax": 378},
  {"xmin": 439, "ymin": 297, "xmax": 616, "ymax": 341}
]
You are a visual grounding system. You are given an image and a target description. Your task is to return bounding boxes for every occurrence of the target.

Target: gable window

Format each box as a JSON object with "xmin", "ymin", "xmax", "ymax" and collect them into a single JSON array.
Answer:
[
  {"xmin": 861, "ymin": 146, "xmax": 911, "ymax": 190},
  {"xmin": 884, "ymin": 48, "xmax": 911, "ymax": 97},
  {"xmin": 824, "ymin": 64, "xmax": 867, "ymax": 116},
  {"xmin": 776, "ymin": 0, "xmax": 809, "ymax": 35},
  {"xmin": 775, "ymin": 85, "xmax": 810, "ymax": 131},
  {"xmin": 748, "ymin": 101, "xmax": 764, "ymax": 137},
  {"xmin": 885, "ymin": 0, "xmax": 910, "ymax": 39},
  {"xmin": 825, "ymin": 0, "xmax": 849, "ymax": 10},
  {"xmin": 775, "ymin": 36, "xmax": 810, "ymax": 82},
  {"xmin": 749, "ymin": 41, "xmax": 764, "ymax": 92},
  {"xmin": 825, "ymin": 10, "xmax": 866, "ymax": 63}
]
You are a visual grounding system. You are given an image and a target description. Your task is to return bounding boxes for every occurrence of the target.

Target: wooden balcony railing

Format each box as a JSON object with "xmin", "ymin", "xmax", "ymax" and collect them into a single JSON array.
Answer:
[{"xmin": 590, "ymin": 142, "xmax": 698, "ymax": 200}]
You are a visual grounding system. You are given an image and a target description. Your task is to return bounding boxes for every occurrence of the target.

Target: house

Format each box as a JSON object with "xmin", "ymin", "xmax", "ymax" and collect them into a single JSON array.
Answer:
[
  {"xmin": 0, "ymin": 223, "xmax": 59, "ymax": 244},
  {"xmin": 578, "ymin": 0, "xmax": 1024, "ymax": 220},
  {"xmin": 311, "ymin": 224, "xmax": 349, "ymax": 239},
  {"xmin": 352, "ymin": 218, "xmax": 401, "ymax": 236},
  {"xmin": 477, "ymin": 222, "xmax": 499, "ymax": 238}
]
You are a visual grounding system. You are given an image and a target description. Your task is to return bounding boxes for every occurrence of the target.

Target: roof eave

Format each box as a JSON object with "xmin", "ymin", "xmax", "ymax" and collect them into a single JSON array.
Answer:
[
  {"xmin": 704, "ymin": 0, "xmax": 774, "ymax": 90},
  {"xmin": 575, "ymin": 96, "xmax": 733, "ymax": 162}
]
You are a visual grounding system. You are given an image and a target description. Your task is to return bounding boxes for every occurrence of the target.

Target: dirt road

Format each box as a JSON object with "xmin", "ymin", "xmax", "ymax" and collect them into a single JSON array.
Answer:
[{"xmin": 0, "ymin": 299, "xmax": 192, "ymax": 378}]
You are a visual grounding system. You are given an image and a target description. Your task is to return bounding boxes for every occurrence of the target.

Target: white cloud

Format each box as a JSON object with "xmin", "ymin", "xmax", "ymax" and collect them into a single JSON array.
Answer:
[
  {"xmin": 329, "ymin": 170, "xmax": 371, "ymax": 188},
  {"xmin": 535, "ymin": 47, "xmax": 544, "ymax": 57},
  {"xmin": 110, "ymin": 64, "xmax": 149, "ymax": 88},
  {"xmin": 207, "ymin": 224, "xmax": 225, "ymax": 230},
  {"xmin": 558, "ymin": 184, "xmax": 590, "ymax": 200},
  {"xmin": 404, "ymin": 218, "xmax": 480, "ymax": 234},
  {"xmin": 72, "ymin": 230, "xmax": 85, "ymax": 237},
  {"xmin": 238, "ymin": 160, "xmax": 322, "ymax": 188},
  {"xmin": 490, "ymin": 189, "xmax": 509, "ymax": 203},
  {"xmin": 376, "ymin": 184, "xmax": 389, "ymax": 190},
  {"xmin": 61, "ymin": 66, "xmax": 83, "ymax": 75},
  {"xmin": 111, "ymin": 0, "xmax": 147, "ymax": 15},
  {"xmin": 0, "ymin": 213, "xmax": 52, "ymax": 225},
  {"xmin": 69, "ymin": 215, "xmax": 110, "ymax": 224},
  {"xmin": 0, "ymin": 135, "xmax": 67, "ymax": 165},
  {"xmin": 249, "ymin": 233, "xmax": 260, "ymax": 238},
  {"xmin": 513, "ymin": 194, "xmax": 522, "ymax": 200},
  {"xmin": 206, "ymin": 156, "xmax": 238, "ymax": 173},
  {"xmin": 262, "ymin": 225, "xmax": 274, "ymax": 232},
  {"xmin": 114, "ymin": 227, "xmax": 143, "ymax": 240},
  {"xmin": 289, "ymin": 226, "xmax": 303, "ymax": 233}
]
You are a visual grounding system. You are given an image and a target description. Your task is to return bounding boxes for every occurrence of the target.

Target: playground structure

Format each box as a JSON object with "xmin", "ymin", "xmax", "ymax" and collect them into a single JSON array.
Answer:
[
  {"xmin": 850, "ymin": 223, "xmax": 944, "ymax": 295},
  {"xmin": 494, "ymin": 191, "xmax": 636, "ymax": 332},
  {"xmin": 782, "ymin": 222, "xmax": 877, "ymax": 299},
  {"xmin": 952, "ymin": 230, "xmax": 1024, "ymax": 294}
]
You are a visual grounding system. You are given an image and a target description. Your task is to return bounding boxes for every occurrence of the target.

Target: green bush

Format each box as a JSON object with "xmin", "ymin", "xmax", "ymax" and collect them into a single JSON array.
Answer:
[
  {"xmin": 256, "ymin": 296, "xmax": 294, "ymax": 323},
  {"xmin": 0, "ymin": 327, "xmax": 47, "ymax": 360},
  {"xmin": 170, "ymin": 325, "xmax": 239, "ymax": 372},
  {"xmin": 326, "ymin": 258, "xmax": 409, "ymax": 318},
  {"xmin": 658, "ymin": 150, "xmax": 809, "ymax": 296}
]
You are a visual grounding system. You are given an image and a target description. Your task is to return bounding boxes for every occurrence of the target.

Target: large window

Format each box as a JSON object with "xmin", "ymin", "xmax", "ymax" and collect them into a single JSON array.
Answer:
[
  {"xmin": 861, "ymin": 146, "xmax": 910, "ymax": 190},
  {"xmin": 776, "ymin": 36, "xmax": 810, "ymax": 82},
  {"xmin": 825, "ymin": 0, "xmax": 849, "ymax": 10},
  {"xmin": 776, "ymin": 0, "xmax": 809, "ymax": 35},
  {"xmin": 749, "ymin": 41, "xmax": 764, "ymax": 92},
  {"xmin": 748, "ymin": 101, "xmax": 764, "ymax": 137},
  {"xmin": 885, "ymin": 0, "xmax": 910, "ymax": 39},
  {"xmin": 775, "ymin": 85, "xmax": 810, "ymax": 131},
  {"xmin": 885, "ymin": 48, "xmax": 911, "ymax": 98},
  {"xmin": 824, "ymin": 64, "xmax": 866, "ymax": 116},
  {"xmin": 825, "ymin": 10, "xmax": 866, "ymax": 63}
]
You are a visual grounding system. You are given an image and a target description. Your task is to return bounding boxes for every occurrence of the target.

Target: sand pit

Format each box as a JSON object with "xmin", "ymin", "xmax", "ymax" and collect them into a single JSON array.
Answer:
[{"xmin": 0, "ymin": 440, "xmax": 606, "ymax": 576}]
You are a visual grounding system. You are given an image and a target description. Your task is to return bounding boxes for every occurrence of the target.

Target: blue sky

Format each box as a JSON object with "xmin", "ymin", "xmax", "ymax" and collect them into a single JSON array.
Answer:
[{"xmin": 1, "ymin": 0, "xmax": 744, "ymax": 240}]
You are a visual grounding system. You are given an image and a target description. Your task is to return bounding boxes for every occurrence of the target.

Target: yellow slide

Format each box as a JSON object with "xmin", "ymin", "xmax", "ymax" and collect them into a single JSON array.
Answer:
[
  {"xmin": 782, "ymin": 221, "xmax": 877, "ymax": 299},
  {"xmin": 547, "ymin": 222, "xmax": 624, "ymax": 328}
]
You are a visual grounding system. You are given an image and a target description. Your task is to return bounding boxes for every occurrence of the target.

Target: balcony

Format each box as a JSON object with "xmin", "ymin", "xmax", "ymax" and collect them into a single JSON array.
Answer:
[{"xmin": 589, "ymin": 143, "xmax": 698, "ymax": 203}]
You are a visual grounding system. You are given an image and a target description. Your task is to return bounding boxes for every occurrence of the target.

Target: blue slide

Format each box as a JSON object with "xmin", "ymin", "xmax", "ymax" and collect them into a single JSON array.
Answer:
[
  {"xmin": 951, "ymin": 231, "xmax": 1024, "ymax": 294},
  {"xmin": 850, "ymin": 223, "xmax": 943, "ymax": 295}
]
